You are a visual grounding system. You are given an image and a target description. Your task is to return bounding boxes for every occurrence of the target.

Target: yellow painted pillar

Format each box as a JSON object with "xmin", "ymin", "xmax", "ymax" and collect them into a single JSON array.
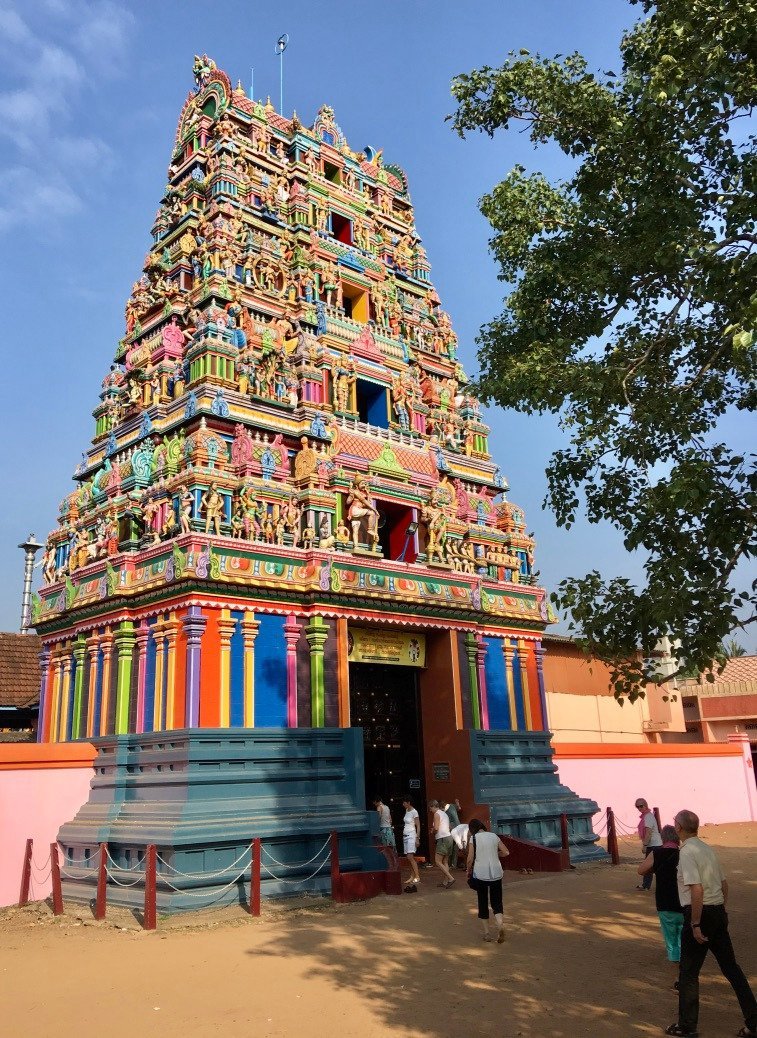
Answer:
[
  {"xmin": 99, "ymin": 628, "xmax": 113, "ymax": 736},
  {"xmin": 49, "ymin": 652, "xmax": 63, "ymax": 745},
  {"xmin": 163, "ymin": 615, "xmax": 180, "ymax": 730},
  {"xmin": 241, "ymin": 613, "xmax": 260, "ymax": 728},
  {"xmin": 217, "ymin": 608, "xmax": 237, "ymax": 728},
  {"xmin": 502, "ymin": 641, "xmax": 518, "ymax": 732},
  {"xmin": 152, "ymin": 620, "xmax": 167, "ymax": 732},
  {"xmin": 517, "ymin": 639, "xmax": 533, "ymax": 731}
]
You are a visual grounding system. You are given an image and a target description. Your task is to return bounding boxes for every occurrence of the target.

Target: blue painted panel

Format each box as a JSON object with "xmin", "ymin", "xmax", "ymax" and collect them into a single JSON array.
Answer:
[
  {"xmin": 254, "ymin": 614, "xmax": 287, "ymax": 727},
  {"xmin": 511, "ymin": 640, "xmax": 526, "ymax": 730},
  {"xmin": 144, "ymin": 620, "xmax": 157, "ymax": 733},
  {"xmin": 230, "ymin": 610, "xmax": 244, "ymax": 726},
  {"xmin": 93, "ymin": 648, "xmax": 104, "ymax": 736},
  {"xmin": 484, "ymin": 636, "xmax": 511, "ymax": 730},
  {"xmin": 366, "ymin": 384, "xmax": 388, "ymax": 427}
]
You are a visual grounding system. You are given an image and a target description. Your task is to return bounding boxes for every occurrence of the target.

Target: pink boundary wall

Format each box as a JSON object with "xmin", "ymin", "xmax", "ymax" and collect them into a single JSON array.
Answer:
[
  {"xmin": 0, "ymin": 744, "xmax": 95, "ymax": 908},
  {"xmin": 554, "ymin": 735, "xmax": 757, "ymax": 831},
  {"xmin": 1, "ymin": 739, "xmax": 755, "ymax": 908}
]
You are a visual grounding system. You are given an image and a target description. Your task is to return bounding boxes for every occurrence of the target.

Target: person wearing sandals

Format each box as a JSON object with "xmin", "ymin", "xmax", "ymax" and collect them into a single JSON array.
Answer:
[
  {"xmin": 466, "ymin": 818, "xmax": 509, "ymax": 943},
  {"xmin": 637, "ymin": 824, "xmax": 683, "ymax": 984},
  {"xmin": 664, "ymin": 809, "xmax": 757, "ymax": 1038},
  {"xmin": 428, "ymin": 799, "xmax": 455, "ymax": 888},
  {"xmin": 373, "ymin": 796, "xmax": 398, "ymax": 870},
  {"xmin": 401, "ymin": 796, "xmax": 421, "ymax": 891}
]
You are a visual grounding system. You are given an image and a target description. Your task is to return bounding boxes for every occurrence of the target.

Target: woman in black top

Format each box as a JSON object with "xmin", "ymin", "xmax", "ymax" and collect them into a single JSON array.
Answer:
[{"xmin": 638, "ymin": 824, "xmax": 684, "ymax": 981}]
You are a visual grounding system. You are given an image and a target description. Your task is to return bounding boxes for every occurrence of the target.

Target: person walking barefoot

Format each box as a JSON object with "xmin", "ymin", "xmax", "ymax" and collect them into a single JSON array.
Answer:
[
  {"xmin": 466, "ymin": 818, "xmax": 509, "ymax": 943},
  {"xmin": 401, "ymin": 796, "xmax": 421, "ymax": 891}
]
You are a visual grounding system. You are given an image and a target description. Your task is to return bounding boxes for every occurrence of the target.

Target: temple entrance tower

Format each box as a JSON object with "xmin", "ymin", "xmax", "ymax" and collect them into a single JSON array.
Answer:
[{"xmin": 34, "ymin": 58, "xmax": 605, "ymax": 909}]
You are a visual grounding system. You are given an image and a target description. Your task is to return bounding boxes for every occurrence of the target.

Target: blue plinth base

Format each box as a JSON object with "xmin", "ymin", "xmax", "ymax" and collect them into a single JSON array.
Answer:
[
  {"xmin": 470, "ymin": 730, "xmax": 608, "ymax": 863},
  {"xmin": 57, "ymin": 728, "xmax": 385, "ymax": 913}
]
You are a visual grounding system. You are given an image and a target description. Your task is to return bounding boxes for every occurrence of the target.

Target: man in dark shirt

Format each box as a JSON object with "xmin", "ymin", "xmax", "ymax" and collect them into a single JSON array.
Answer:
[{"xmin": 639, "ymin": 824, "xmax": 684, "ymax": 984}]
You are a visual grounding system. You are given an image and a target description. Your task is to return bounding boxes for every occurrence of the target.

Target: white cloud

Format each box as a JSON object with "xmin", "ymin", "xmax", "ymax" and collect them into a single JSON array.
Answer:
[
  {"xmin": 0, "ymin": 166, "xmax": 82, "ymax": 233},
  {"xmin": 0, "ymin": 0, "xmax": 133, "ymax": 234}
]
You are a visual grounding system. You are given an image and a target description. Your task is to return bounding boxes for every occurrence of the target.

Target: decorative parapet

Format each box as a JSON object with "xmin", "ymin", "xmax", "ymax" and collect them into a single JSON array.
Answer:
[{"xmin": 35, "ymin": 536, "xmax": 548, "ymax": 631}]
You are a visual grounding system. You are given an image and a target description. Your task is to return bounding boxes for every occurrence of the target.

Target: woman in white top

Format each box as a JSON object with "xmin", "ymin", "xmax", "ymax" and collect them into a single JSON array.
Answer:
[
  {"xmin": 401, "ymin": 796, "xmax": 421, "ymax": 890},
  {"xmin": 466, "ymin": 818, "xmax": 509, "ymax": 943}
]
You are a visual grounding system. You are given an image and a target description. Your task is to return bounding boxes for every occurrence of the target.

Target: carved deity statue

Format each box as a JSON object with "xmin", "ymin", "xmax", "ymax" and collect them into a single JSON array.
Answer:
[
  {"xmin": 201, "ymin": 483, "xmax": 224, "ymax": 536},
  {"xmin": 294, "ymin": 436, "xmax": 318, "ymax": 483},
  {"xmin": 346, "ymin": 474, "xmax": 380, "ymax": 548}
]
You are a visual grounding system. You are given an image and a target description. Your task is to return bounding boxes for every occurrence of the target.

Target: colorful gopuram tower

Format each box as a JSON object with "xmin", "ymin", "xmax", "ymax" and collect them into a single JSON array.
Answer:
[{"xmin": 34, "ymin": 58, "xmax": 603, "ymax": 908}]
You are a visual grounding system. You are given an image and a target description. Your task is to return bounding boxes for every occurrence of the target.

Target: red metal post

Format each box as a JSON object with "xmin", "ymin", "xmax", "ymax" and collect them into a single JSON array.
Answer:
[
  {"xmin": 330, "ymin": 830, "xmax": 343, "ymax": 903},
  {"xmin": 50, "ymin": 843, "xmax": 64, "ymax": 915},
  {"xmin": 19, "ymin": 839, "xmax": 33, "ymax": 907},
  {"xmin": 94, "ymin": 842, "xmax": 108, "ymax": 921},
  {"xmin": 143, "ymin": 844, "xmax": 157, "ymax": 931},
  {"xmin": 653, "ymin": 806, "xmax": 662, "ymax": 835},
  {"xmin": 250, "ymin": 838, "xmax": 261, "ymax": 917}
]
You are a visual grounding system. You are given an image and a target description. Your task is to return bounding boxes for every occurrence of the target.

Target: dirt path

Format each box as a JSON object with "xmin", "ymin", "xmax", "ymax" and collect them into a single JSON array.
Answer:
[{"xmin": 2, "ymin": 824, "xmax": 755, "ymax": 1038}]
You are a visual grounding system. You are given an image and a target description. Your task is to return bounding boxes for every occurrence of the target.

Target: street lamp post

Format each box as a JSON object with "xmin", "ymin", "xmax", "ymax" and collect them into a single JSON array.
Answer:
[{"xmin": 18, "ymin": 534, "xmax": 43, "ymax": 634}]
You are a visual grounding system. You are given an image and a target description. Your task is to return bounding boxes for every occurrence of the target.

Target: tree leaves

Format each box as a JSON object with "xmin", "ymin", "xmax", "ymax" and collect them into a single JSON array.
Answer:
[{"xmin": 451, "ymin": 0, "xmax": 757, "ymax": 698}]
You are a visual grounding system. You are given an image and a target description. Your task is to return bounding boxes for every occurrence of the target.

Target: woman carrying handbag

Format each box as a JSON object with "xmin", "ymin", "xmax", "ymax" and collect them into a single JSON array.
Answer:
[{"xmin": 466, "ymin": 818, "xmax": 509, "ymax": 943}]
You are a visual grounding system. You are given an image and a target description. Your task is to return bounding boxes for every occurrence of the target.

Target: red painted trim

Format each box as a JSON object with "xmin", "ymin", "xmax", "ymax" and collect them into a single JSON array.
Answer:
[{"xmin": 553, "ymin": 742, "xmax": 742, "ymax": 759}]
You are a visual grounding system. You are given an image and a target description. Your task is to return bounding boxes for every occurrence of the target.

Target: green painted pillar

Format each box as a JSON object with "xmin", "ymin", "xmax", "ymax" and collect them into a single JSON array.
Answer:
[
  {"xmin": 114, "ymin": 621, "xmax": 136, "ymax": 735},
  {"xmin": 464, "ymin": 631, "xmax": 481, "ymax": 730},
  {"xmin": 71, "ymin": 637, "xmax": 87, "ymax": 740},
  {"xmin": 305, "ymin": 616, "xmax": 328, "ymax": 728}
]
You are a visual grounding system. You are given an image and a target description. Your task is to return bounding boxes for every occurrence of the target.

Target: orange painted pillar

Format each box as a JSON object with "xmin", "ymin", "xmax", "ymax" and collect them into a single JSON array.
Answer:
[
  {"xmin": 336, "ymin": 617, "xmax": 350, "ymax": 727},
  {"xmin": 199, "ymin": 607, "xmax": 221, "ymax": 728}
]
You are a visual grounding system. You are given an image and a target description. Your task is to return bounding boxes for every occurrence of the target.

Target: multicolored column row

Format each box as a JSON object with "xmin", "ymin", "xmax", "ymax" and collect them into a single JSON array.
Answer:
[{"xmin": 480, "ymin": 635, "xmax": 545, "ymax": 733}]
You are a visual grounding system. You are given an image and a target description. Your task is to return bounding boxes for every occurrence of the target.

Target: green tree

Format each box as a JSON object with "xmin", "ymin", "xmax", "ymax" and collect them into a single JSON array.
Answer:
[
  {"xmin": 451, "ymin": 0, "xmax": 756, "ymax": 699},
  {"xmin": 721, "ymin": 637, "xmax": 747, "ymax": 658}
]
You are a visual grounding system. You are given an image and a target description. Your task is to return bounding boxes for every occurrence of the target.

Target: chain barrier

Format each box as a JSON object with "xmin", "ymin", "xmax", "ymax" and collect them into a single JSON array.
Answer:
[
  {"xmin": 261, "ymin": 836, "xmax": 331, "ymax": 870},
  {"xmin": 260, "ymin": 850, "xmax": 331, "ymax": 885},
  {"xmin": 158, "ymin": 866, "xmax": 250, "ymax": 900},
  {"xmin": 155, "ymin": 846, "xmax": 251, "ymax": 881}
]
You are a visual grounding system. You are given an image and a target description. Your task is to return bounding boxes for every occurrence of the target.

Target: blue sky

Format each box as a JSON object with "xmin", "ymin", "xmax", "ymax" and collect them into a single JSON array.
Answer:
[{"xmin": 0, "ymin": 0, "xmax": 753, "ymax": 650}]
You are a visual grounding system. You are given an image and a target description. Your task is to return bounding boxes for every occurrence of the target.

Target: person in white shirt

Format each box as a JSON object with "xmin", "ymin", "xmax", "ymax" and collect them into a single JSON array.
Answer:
[
  {"xmin": 428, "ymin": 799, "xmax": 455, "ymax": 888},
  {"xmin": 635, "ymin": 797, "xmax": 662, "ymax": 891},
  {"xmin": 466, "ymin": 818, "xmax": 509, "ymax": 943},
  {"xmin": 663, "ymin": 809, "xmax": 756, "ymax": 1038},
  {"xmin": 372, "ymin": 796, "xmax": 397, "ymax": 870},
  {"xmin": 401, "ymin": 796, "xmax": 420, "ymax": 890}
]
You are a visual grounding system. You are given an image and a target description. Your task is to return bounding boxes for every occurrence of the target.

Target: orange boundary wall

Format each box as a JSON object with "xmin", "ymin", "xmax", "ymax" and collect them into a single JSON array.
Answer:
[{"xmin": 0, "ymin": 743, "xmax": 97, "ymax": 771}]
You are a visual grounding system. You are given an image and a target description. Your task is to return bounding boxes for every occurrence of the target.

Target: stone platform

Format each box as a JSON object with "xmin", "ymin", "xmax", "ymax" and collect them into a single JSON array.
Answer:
[
  {"xmin": 470, "ymin": 730, "xmax": 608, "ymax": 862},
  {"xmin": 58, "ymin": 728, "xmax": 385, "ymax": 913}
]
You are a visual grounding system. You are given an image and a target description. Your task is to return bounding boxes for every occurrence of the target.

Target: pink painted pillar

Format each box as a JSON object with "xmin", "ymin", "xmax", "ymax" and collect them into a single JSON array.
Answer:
[
  {"xmin": 134, "ymin": 621, "xmax": 150, "ymax": 734},
  {"xmin": 475, "ymin": 634, "xmax": 490, "ymax": 730},
  {"xmin": 728, "ymin": 734, "xmax": 757, "ymax": 821},
  {"xmin": 284, "ymin": 615, "xmax": 300, "ymax": 727}
]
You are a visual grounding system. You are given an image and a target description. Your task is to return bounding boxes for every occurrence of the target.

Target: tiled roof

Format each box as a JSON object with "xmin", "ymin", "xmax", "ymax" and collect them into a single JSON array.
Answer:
[
  {"xmin": 0, "ymin": 633, "xmax": 41, "ymax": 709},
  {"xmin": 715, "ymin": 656, "xmax": 757, "ymax": 683}
]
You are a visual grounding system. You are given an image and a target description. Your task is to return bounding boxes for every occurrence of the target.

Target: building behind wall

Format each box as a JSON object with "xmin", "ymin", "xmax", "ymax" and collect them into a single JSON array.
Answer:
[
  {"xmin": 0, "ymin": 633, "xmax": 41, "ymax": 742},
  {"xmin": 542, "ymin": 634, "xmax": 687, "ymax": 744},
  {"xmin": 30, "ymin": 59, "xmax": 604, "ymax": 904}
]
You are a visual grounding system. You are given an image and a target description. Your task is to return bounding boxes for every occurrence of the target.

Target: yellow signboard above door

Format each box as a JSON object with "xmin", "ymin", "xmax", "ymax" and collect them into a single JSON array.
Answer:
[{"xmin": 347, "ymin": 627, "xmax": 426, "ymax": 667}]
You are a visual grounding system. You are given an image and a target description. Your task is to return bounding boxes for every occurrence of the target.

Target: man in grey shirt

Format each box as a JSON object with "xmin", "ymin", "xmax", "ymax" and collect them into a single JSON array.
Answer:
[{"xmin": 664, "ymin": 809, "xmax": 756, "ymax": 1037}]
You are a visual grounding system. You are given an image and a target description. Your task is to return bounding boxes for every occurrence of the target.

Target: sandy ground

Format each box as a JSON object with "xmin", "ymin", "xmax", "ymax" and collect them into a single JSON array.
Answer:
[{"xmin": 1, "ymin": 824, "xmax": 755, "ymax": 1038}]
